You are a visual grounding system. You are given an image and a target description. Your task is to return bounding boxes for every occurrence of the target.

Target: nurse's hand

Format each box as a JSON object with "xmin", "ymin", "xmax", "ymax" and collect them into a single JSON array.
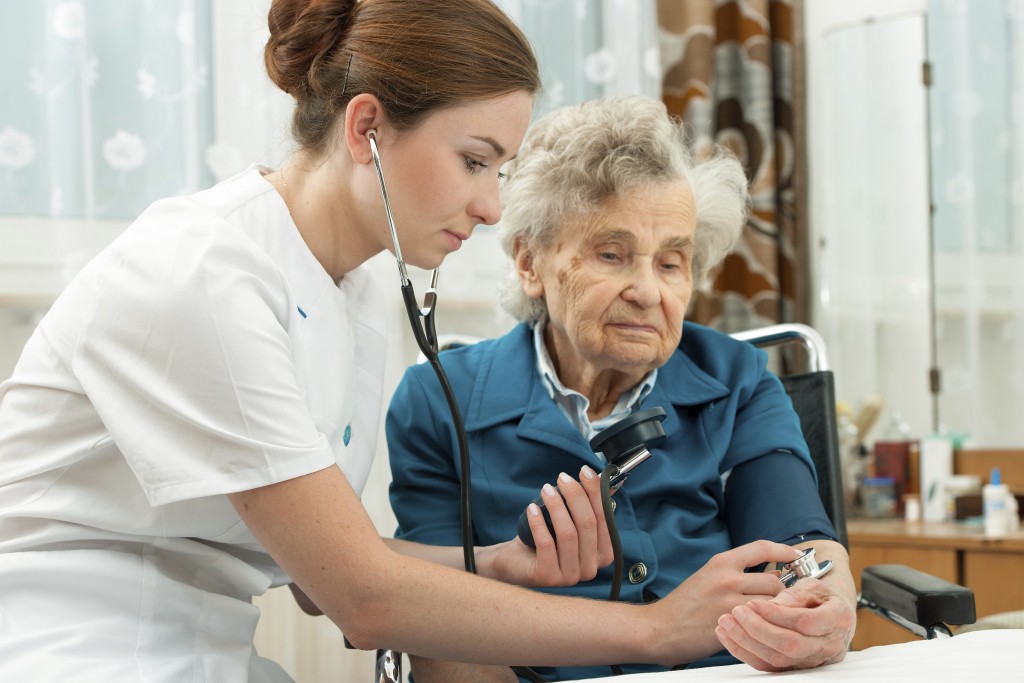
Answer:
[
  {"xmin": 477, "ymin": 466, "xmax": 613, "ymax": 587},
  {"xmin": 651, "ymin": 541, "xmax": 803, "ymax": 663}
]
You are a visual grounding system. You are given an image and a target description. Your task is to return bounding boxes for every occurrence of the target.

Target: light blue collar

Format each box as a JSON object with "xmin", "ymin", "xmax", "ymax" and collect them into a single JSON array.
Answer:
[{"xmin": 531, "ymin": 321, "xmax": 656, "ymax": 452}]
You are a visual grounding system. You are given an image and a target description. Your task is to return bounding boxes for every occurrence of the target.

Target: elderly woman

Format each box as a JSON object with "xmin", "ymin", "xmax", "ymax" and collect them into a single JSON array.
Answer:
[{"xmin": 386, "ymin": 96, "xmax": 856, "ymax": 682}]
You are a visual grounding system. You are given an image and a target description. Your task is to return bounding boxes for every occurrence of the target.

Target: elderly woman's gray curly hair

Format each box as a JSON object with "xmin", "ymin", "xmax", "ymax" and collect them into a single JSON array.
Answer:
[{"xmin": 497, "ymin": 95, "xmax": 750, "ymax": 324}]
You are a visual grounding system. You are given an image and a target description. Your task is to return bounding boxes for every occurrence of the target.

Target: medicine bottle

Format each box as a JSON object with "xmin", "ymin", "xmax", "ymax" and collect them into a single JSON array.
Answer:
[{"xmin": 983, "ymin": 467, "xmax": 1010, "ymax": 538}]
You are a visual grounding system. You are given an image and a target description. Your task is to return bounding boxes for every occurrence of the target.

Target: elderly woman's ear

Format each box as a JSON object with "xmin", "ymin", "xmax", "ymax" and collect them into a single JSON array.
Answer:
[{"xmin": 513, "ymin": 239, "xmax": 544, "ymax": 299}]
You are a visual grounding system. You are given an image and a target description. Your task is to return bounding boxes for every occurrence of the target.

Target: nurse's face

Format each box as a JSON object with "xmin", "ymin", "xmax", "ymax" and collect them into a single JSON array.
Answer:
[{"xmin": 375, "ymin": 90, "xmax": 533, "ymax": 269}]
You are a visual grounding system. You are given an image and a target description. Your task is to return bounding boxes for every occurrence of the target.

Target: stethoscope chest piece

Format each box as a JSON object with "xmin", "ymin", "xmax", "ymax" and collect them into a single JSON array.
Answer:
[{"xmin": 780, "ymin": 547, "xmax": 833, "ymax": 588}]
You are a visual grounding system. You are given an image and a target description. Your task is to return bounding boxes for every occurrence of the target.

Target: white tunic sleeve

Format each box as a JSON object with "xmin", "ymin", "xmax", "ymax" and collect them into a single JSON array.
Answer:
[{"xmin": 70, "ymin": 207, "xmax": 336, "ymax": 506}]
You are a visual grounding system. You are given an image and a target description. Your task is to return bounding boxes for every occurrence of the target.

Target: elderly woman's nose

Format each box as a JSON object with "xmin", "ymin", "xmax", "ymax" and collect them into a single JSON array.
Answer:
[{"xmin": 622, "ymin": 264, "xmax": 662, "ymax": 307}]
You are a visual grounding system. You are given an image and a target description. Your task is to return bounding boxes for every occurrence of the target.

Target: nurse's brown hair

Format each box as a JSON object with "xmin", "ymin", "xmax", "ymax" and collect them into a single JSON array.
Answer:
[{"xmin": 264, "ymin": 0, "xmax": 541, "ymax": 156}]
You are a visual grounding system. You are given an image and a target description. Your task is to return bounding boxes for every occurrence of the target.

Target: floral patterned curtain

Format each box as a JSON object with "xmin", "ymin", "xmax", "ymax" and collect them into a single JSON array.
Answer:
[
  {"xmin": 657, "ymin": 0, "xmax": 807, "ymax": 331},
  {"xmin": 0, "ymin": 0, "xmax": 214, "ymax": 220},
  {"xmin": 497, "ymin": 0, "xmax": 661, "ymax": 117}
]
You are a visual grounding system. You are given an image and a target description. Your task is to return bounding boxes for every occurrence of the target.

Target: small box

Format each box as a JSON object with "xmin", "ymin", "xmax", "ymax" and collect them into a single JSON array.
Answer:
[
  {"xmin": 954, "ymin": 494, "xmax": 983, "ymax": 520},
  {"xmin": 862, "ymin": 476, "xmax": 897, "ymax": 518}
]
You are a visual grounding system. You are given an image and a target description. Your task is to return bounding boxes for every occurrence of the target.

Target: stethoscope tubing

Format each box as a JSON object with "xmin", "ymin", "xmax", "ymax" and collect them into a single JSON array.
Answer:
[{"xmin": 367, "ymin": 129, "xmax": 477, "ymax": 574}]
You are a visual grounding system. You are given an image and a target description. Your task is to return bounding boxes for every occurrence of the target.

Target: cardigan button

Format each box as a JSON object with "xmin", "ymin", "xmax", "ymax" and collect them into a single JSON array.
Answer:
[{"xmin": 628, "ymin": 562, "xmax": 648, "ymax": 584}]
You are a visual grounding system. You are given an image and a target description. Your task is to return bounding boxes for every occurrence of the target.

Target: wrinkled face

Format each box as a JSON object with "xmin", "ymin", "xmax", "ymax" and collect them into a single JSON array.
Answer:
[
  {"xmin": 519, "ymin": 181, "xmax": 697, "ymax": 381},
  {"xmin": 378, "ymin": 90, "xmax": 533, "ymax": 269}
]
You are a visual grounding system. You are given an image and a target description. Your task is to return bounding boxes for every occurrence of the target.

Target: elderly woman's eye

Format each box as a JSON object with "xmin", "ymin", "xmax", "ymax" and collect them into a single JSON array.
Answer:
[{"xmin": 661, "ymin": 256, "xmax": 688, "ymax": 272}]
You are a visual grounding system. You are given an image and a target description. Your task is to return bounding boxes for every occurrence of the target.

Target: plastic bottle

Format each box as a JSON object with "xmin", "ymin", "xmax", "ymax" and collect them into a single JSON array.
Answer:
[{"xmin": 983, "ymin": 467, "xmax": 1010, "ymax": 538}]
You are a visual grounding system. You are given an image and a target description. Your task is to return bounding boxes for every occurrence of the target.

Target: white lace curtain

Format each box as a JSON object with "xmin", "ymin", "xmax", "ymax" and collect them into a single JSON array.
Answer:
[
  {"xmin": 498, "ymin": 0, "xmax": 660, "ymax": 115},
  {"xmin": 812, "ymin": 0, "xmax": 1024, "ymax": 447},
  {"xmin": 0, "ymin": 0, "xmax": 215, "ymax": 220},
  {"xmin": 0, "ymin": 0, "xmax": 660, "ymax": 222},
  {"xmin": 928, "ymin": 0, "xmax": 1024, "ymax": 446}
]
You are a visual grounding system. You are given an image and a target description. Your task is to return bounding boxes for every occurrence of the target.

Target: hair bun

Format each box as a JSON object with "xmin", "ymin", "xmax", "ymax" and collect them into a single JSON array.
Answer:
[{"xmin": 265, "ymin": 0, "xmax": 356, "ymax": 97}]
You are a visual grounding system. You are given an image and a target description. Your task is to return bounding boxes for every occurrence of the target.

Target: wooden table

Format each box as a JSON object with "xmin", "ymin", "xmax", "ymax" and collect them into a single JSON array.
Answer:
[{"xmin": 847, "ymin": 517, "xmax": 1024, "ymax": 650}]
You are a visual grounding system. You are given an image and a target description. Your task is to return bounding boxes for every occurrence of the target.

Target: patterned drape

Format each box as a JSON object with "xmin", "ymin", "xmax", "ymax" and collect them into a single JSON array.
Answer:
[
  {"xmin": 0, "ymin": 0, "xmax": 214, "ymax": 220},
  {"xmin": 657, "ymin": 0, "xmax": 807, "ymax": 331}
]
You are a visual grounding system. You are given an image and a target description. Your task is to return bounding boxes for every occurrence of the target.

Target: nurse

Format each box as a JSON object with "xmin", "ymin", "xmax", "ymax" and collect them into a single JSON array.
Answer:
[{"xmin": 0, "ymin": 0, "xmax": 804, "ymax": 680}]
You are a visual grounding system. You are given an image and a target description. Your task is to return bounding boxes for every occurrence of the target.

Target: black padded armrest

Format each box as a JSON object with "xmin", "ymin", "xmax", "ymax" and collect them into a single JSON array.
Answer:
[{"xmin": 861, "ymin": 564, "xmax": 976, "ymax": 627}]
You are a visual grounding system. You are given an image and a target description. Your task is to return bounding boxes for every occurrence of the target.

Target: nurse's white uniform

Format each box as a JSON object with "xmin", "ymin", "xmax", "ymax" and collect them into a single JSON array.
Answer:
[{"xmin": 0, "ymin": 167, "xmax": 387, "ymax": 681}]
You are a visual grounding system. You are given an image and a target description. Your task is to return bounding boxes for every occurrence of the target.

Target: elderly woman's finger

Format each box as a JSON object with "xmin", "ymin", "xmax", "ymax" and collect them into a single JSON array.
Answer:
[
  {"xmin": 717, "ymin": 605, "xmax": 811, "ymax": 671},
  {"xmin": 744, "ymin": 584, "xmax": 853, "ymax": 639},
  {"xmin": 725, "ymin": 601, "xmax": 846, "ymax": 670},
  {"xmin": 714, "ymin": 613, "xmax": 777, "ymax": 672}
]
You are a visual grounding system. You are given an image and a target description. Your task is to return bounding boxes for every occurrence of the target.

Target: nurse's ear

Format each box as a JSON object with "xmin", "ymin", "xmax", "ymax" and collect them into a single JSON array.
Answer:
[
  {"xmin": 514, "ymin": 239, "xmax": 545, "ymax": 300},
  {"xmin": 343, "ymin": 94, "xmax": 388, "ymax": 164}
]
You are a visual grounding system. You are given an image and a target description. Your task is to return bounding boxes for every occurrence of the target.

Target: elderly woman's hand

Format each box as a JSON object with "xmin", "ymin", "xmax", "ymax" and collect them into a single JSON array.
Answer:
[
  {"xmin": 477, "ymin": 465, "xmax": 614, "ymax": 587},
  {"xmin": 714, "ymin": 540, "xmax": 857, "ymax": 671}
]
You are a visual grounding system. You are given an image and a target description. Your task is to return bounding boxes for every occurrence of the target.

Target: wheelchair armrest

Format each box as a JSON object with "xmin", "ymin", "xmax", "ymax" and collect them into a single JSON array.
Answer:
[{"xmin": 858, "ymin": 564, "xmax": 976, "ymax": 637}]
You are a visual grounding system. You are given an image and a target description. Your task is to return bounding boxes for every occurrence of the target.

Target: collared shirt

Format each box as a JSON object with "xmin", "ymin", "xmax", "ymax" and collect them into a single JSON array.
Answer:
[{"xmin": 532, "ymin": 321, "xmax": 656, "ymax": 456}]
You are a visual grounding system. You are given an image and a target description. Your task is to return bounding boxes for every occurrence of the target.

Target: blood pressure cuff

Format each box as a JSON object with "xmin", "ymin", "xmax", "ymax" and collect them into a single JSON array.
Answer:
[{"xmin": 724, "ymin": 450, "xmax": 838, "ymax": 547}]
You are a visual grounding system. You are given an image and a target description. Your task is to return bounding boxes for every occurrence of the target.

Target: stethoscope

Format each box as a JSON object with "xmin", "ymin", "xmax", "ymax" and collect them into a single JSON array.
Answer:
[
  {"xmin": 367, "ymin": 129, "xmax": 478, "ymax": 575},
  {"xmin": 781, "ymin": 548, "xmax": 833, "ymax": 587},
  {"xmin": 365, "ymin": 130, "xmax": 831, "ymax": 681}
]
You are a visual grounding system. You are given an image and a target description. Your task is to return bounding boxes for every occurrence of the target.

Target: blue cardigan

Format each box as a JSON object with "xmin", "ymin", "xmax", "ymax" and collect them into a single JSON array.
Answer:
[{"xmin": 387, "ymin": 321, "xmax": 835, "ymax": 680}]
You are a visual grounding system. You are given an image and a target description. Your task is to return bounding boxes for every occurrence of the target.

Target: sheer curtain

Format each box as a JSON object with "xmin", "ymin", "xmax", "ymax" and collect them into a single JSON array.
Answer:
[
  {"xmin": 0, "ymin": 0, "xmax": 214, "ymax": 220},
  {"xmin": 928, "ymin": 0, "xmax": 1024, "ymax": 446},
  {"xmin": 498, "ymin": 0, "xmax": 660, "ymax": 116},
  {"xmin": 807, "ymin": 0, "xmax": 1024, "ymax": 446},
  {"xmin": 0, "ymin": 0, "xmax": 258, "ymax": 379},
  {"xmin": 807, "ymin": 5, "xmax": 934, "ymax": 441}
]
